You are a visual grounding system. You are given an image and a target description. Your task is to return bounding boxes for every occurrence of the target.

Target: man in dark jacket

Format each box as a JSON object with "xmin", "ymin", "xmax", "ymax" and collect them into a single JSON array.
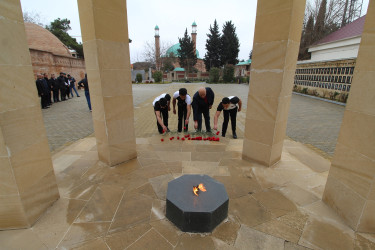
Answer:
[
  {"xmin": 192, "ymin": 87, "xmax": 215, "ymax": 132},
  {"xmin": 213, "ymin": 96, "xmax": 242, "ymax": 139},
  {"xmin": 78, "ymin": 74, "xmax": 91, "ymax": 111},
  {"xmin": 43, "ymin": 73, "xmax": 52, "ymax": 105},
  {"xmin": 68, "ymin": 74, "xmax": 80, "ymax": 97},
  {"xmin": 57, "ymin": 72, "xmax": 67, "ymax": 101},
  {"xmin": 49, "ymin": 73, "xmax": 60, "ymax": 102},
  {"xmin": 36, "ymin": 74, "xmax": 49, "ymax": 109}
]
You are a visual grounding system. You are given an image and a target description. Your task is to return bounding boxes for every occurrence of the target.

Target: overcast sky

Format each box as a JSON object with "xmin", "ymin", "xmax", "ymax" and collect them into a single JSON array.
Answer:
[{"xmin": 20, "ymin": 0, "xmax": 369, "ymax": 63}]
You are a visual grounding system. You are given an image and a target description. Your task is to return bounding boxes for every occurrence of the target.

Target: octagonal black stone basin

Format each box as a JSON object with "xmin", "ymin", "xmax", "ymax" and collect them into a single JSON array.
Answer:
[{"xmin": 166, "ymin": 174, "xmax": 229, "ymax": 233}]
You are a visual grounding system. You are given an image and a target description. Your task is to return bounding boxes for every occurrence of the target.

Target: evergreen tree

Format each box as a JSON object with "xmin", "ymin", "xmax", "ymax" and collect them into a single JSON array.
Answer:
[
  {"xmin": 177, "ymin": 29, "xmax": 197, "ymax": 73},
  {"xmin": 313, "ymin": 0, "xmax": 327, "ymax": 43},
  {"xmin": 203, "ymin": 20, "xmax": 221, "ymax": 71},
  {"xmin": 220, "ymin": 21, "xmax": 240, "ymax": 66},
  {"xmin": 249, "ymin": 50, "xmax": 252, "ymax": 60},
  {"xmin": 46, "ymin": 18, "xmax": 84, "ymax": 58},
  {"xmin": 298, "ymin": 15, "xmax": 314, "ymax": 60}
]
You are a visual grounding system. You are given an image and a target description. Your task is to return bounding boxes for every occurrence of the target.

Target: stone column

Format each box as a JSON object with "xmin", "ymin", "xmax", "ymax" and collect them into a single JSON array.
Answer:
[
  {"xmin": 242, "ymin": 0, "xmax": 306, "ymax": 166},
  {"xmin": 77, "ymin": 0, "xmax": 137, "ymax": 166},
  {"xmin": 323, "ymin": 1, "xmax": 375, "ymax": 233},
  {"xmin": 0, "ymin": 0, "xmax": 59, "ymax": 229}
]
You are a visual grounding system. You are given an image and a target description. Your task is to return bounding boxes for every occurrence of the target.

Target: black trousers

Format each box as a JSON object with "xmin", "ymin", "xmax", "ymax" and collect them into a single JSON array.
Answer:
[
  {"xmin": 53, "ymin": 89, "xmax": 60, "ymax": 102},
  {"xmin": 177, "ymin": 103, "xmax": 188, "ymax": 132},
  {"xmin": 60, "ymin": 87, "xmax": 66, "ymax": 100},
  {"xmin": 196, "ymin": 107, "xmax": 211, "ymax": 132},
  {"xmin": 41, "ymin": 93, "xmax": 49, "ymax": 108},
  {"xmin": 155, "ymin": 108, "xmax": 168, "ymax": 134},
  {"xmin": 222, "ymin": 107, "xmax": 237, "ymax": 136}
]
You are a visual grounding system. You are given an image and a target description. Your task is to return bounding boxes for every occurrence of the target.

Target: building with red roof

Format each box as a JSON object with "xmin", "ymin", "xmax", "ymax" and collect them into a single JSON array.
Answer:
[{"xmin": 294, "ymin": 16, "xmax": 366, "ymax": 101}]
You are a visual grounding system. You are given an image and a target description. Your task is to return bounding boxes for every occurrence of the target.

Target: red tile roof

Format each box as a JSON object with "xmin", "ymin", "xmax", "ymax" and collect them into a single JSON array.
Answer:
[{"xmin": 313, "ymin": 15, "xmax": 366, "ymax": 46}]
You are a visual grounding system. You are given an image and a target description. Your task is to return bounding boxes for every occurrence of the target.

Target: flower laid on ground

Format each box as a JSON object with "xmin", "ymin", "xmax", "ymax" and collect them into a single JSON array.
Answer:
[
  {"xmin": 161, "ymin": 139, "xmax": 164, "ymax": 142},
  {"xmin": 216, "ymin": 131, "xmax": 220, "ymax": 135}
]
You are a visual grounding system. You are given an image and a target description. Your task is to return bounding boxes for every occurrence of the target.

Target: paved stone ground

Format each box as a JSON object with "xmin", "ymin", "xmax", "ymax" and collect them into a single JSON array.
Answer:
[{"xmin": 42, "ymin": 83, "xmax": 345, "ymax": 157}]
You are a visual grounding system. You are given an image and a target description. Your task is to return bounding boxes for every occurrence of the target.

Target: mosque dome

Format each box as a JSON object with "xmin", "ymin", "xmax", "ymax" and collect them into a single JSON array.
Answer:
[
  {"xmin": 165, "ymin": 43, "xmax": 200, "ymax": 59},
  {"xmin": 24, "ymin": 22, "xmax": 73, "ymax": 57}
]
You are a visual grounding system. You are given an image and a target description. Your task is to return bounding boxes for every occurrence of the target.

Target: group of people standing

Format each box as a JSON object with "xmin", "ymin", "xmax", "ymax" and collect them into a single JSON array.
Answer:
[
  {"xmin": 153, "ymin": 87, "xmax": 242, "ymax": 139},
  {"xmin": 35, "ymin": 72, "xmax": 91, "ymax": 111},
  {"xmin": 35, "ymin": 72, "xmax": 80, "ymax": 109}
]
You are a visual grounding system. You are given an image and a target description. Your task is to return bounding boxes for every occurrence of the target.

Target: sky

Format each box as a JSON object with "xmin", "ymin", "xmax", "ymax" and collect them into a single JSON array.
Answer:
[{"xmin": 20, "ymin": 0, "xmax": 369, "ymax": 63}]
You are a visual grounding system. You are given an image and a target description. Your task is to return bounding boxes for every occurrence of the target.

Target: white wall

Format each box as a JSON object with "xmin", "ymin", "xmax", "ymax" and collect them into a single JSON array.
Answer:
[{"xmin": 308, "ymin": 37, "xmax": 360, "ymax": 63}]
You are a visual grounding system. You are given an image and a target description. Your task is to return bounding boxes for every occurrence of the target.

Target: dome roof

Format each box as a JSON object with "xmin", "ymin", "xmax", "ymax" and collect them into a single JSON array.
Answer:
[
  {"xmin": 24, "ymin": 22, "xmax": 72, "ymax": 57},
  {"xmin": 165, "ymin": 43, "xmax": 200, "ymax": 59},
  {"xmin": 155, "ymin": 25, "xmax": 159, "ymax": 30}
]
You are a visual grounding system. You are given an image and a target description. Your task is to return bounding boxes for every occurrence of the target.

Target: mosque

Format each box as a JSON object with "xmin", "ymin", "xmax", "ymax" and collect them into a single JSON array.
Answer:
[{"xmin": 154, "ymin": 22, "xmax": 206, "ymax": 73}]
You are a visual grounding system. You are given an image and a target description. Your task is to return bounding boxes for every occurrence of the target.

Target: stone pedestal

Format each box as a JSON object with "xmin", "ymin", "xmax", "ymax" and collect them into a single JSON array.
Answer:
[
  {"xmin": 323, "ymin": 1, "xmax": 375, "ymax": 233},
  {"xmin": 242, "ymin": 0, "xmax": 306, "ymax": 166},
  {"xmin": 77, "ymin": 0, "xmax": 137, "ymax": 166},
  {"xmin": 0, "ymin": 0, "xmax": 59, "ymax": 229}
]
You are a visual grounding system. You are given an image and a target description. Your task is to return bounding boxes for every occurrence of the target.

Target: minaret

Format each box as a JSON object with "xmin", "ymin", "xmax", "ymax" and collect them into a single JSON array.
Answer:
[
  {"xmin": 154, "ymin": 25, "xmax": 160, "ymax": 70},
  {"xmin": 191, "ymin": 21, "xmax": 197, "ymax": 56}
]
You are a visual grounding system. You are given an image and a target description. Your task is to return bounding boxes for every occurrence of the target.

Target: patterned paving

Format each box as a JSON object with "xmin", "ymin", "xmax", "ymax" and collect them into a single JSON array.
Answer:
[
  {"xmin": 1, "ymin": 135, "xmax": 374, "ymax": 249},
  {"xmin": 42, "ymin": 83, "xmax": 345, "ymax": 158}
]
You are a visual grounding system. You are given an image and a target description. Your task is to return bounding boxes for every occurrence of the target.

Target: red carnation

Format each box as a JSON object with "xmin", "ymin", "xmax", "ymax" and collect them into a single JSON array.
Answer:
[
  {"xmin": 184, "ymin": 127, "xmax": 186, "ymax": 130},
  {"xmin": 216, "ymin": 131, "xmax": 220, "ymax": 135},
  {"xmin": 161, "ymin": 139, "xmax": 164, "ymax": 142},
  {"xmin": 188, "ymin": 138, "xmax": 191, "ymax": 140},
  {"xmin": 181, "ymin": 138, "xmax": 185, "ymax": 141},
  {"xmin": 177, "ymin": 137, "xmax": 180, "ymax": 140}
]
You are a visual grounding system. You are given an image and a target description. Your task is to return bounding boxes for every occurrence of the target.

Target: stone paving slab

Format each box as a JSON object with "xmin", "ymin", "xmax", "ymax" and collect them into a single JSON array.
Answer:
[
  {"xmin": 41, "ymin": 83, "xmax": 345, "ymax": 157},
  {"xmin": 2, "ymin": 136, "xmax": 374, "ymax": 249}
]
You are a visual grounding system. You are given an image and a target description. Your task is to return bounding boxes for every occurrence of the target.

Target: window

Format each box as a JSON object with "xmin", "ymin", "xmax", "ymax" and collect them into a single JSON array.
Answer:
[
  {"xmin": 343, "ymin": 85, "xmax": 347, "ymax": 91},
  {"xmin": 347, "ymin": 85, "xmax": 351, "ymax": 91},
  {"xmin": 350, "ymin": 67, "xmax": 354, "ymax": 74},
  {"xmin": 339, "ymin": 76, "xmax": 342, "ymax": 83}
]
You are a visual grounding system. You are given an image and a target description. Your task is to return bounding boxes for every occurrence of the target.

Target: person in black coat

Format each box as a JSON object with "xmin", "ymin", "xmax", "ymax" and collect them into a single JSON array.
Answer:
[
  {"xmin": 192, "ymin": 87, "xmax": 215, "ymax": 132},
  {"xmin": 36, "ymin": 74, "xmax": 49, "ymax": 109},
  {"xmin": 43, "ymin": 73, "xmax": 52, "ymax": 106},
  {"xmin": 78, "ymin": 74, "xmax": 91, "ymax": 111},
  {"xmin": 49, "ymin": 73, "xmax": 60, "ymax": 102},
  {"xmin": 57, "ymin": 72, "xmax": 67, "ymax": 101}
]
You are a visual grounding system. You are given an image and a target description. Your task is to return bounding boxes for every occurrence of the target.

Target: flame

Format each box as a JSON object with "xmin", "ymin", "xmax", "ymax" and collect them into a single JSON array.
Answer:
[
  {"xmin": 193, "ymin": 183, "xmax": 207, "ymax": 196},
  {"xmin": 193, "ymin": 186, "xmax": 199, "ymax": 196},
  {"xmin": 198, "ymin": 183, "xmax": 206, "ymax": 192}
]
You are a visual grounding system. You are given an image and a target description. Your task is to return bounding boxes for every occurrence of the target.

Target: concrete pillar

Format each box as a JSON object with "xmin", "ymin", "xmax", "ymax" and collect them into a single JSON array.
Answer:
[
  {"xmin": 77, "ymin": 0, "xmax": 137, "ymax": 166},
  {"xmin": 242, "ymin": 0, "xmax": 306, "ymax": 166},
  {"xmin": 323, "ymin": 1, "xmax": 375, "ymax": 233},
  {"xmin": 0, "ymin": 0, "xmax": 59, "ymax": 229}
]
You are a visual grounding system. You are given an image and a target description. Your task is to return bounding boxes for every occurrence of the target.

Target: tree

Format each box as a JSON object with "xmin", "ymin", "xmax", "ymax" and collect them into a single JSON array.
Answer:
[
  {"xmin": 142, "ymin": 41, "xmax": 172, "ymax": 69},
  {"xmin": 220, "ymin": 21, "xmax": 240, "ymax": 66},
  {"xmin": 298, "ymin": 14, "xmax": 314, "ymax": 60},
  {"xmin": 249, "ymin": 50, "xmax": 253, "ymax": 60},
  {"xmin": 136, "ymin": 73, "xmax": 142, "ymax": 83},
  {"xmin": 203, "ymin": 20, "xmax": 222, "ymax": 71},
  {"xmin": 297, "ymin": 0, "xmax": 362, "ymax": 60},
  {"xmin": 23, "ymin": 11, "xmax": 44, "ymax": 26},
  {"xmin": 209, "ymin": 67, "xmax": 220, "ymax": 83},
  {"xmin": 177, "ymin": 29, "xmax": 197, "ymax": 73},
  {"xmin": 153, "ymin": 71, "xmax": 162, "ymax": 83},
  {"xmin": 223, "ymin": 65, "xmax": 235, "ymax": 83},
  {"xmin": 314, "ymin": 0, "xmax": 327, "ymax": 43},
  {"xmin": 46, "ymin": 18, "xmax": 84, "ymax": 58}
]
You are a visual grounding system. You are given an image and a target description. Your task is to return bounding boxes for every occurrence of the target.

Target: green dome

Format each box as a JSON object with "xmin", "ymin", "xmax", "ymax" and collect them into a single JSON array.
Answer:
[
  {"xmin": 192, "ymin": 21, "xmax": 197, "ymax": 26},
  {"xmin": 165, "ymin": 43, "xmax": 200, "ymax": 59},
  {"xmin": 155, "ymin": 25, "xmax": 159, "ymax": 30}
]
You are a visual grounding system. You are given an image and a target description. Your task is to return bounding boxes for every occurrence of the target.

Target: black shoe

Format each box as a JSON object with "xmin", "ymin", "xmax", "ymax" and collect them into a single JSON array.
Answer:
[
  {"xmin": 77, "ymin": 96, "xmax": 80, "ymax": 97},
  {"xmin": 233, "ymin": 132, "xmax": 237, "ymax": 139},
  {"xmin": 222, "ymin": 134, "xmax": 225, "ymax": 137}
]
